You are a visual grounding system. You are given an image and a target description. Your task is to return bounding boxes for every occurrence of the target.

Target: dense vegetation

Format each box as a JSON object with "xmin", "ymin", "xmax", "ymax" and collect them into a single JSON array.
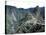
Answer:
[{"xmin": 5, "ymin": 5, "xmax": 45, "ymax": 34}]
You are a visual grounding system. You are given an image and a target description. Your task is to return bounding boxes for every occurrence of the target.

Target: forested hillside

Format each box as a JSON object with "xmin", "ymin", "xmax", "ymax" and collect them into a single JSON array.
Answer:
[{"xmin": 5, "ymin": 5, "xmax": 45, "ymax": 34}]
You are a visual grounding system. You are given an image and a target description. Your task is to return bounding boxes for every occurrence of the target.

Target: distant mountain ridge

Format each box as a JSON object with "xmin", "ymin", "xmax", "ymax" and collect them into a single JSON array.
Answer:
[{"xmin": 5, "ymin": 5, "xmax": 45, "ymax": 20}]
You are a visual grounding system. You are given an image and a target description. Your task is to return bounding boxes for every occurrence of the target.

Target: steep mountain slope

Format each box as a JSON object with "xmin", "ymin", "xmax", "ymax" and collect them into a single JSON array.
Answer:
[{"xmin": 5, "ymin": 5, "xmax": 45, "ymax": 34}]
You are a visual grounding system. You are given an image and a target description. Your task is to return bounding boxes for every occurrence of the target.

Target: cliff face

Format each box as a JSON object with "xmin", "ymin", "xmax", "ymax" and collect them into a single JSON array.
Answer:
[{"xmin": 5, "ymin": 5, "xmax": 45, "ymax": 34}]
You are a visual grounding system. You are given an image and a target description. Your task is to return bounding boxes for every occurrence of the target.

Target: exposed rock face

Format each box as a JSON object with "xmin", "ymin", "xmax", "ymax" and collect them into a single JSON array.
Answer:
[{"xmin": 5, "ymin": 5, "xmax": 45, "ymax": 34}]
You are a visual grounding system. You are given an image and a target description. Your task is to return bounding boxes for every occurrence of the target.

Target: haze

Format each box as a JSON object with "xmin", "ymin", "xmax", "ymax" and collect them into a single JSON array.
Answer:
[{"xmin": 6, "ymin": 0, "xmax": 45, "ymax": 9}]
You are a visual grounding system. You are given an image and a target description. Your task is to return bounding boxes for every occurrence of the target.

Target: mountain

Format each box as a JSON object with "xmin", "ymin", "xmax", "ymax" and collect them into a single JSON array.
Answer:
[
  {"xmin": 5, "ymin": 5, "xmax": 45, "ymax": 19},
  {"xmin": 5, "ymin": 5, "xmax": 45, "ymax": 34}
]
